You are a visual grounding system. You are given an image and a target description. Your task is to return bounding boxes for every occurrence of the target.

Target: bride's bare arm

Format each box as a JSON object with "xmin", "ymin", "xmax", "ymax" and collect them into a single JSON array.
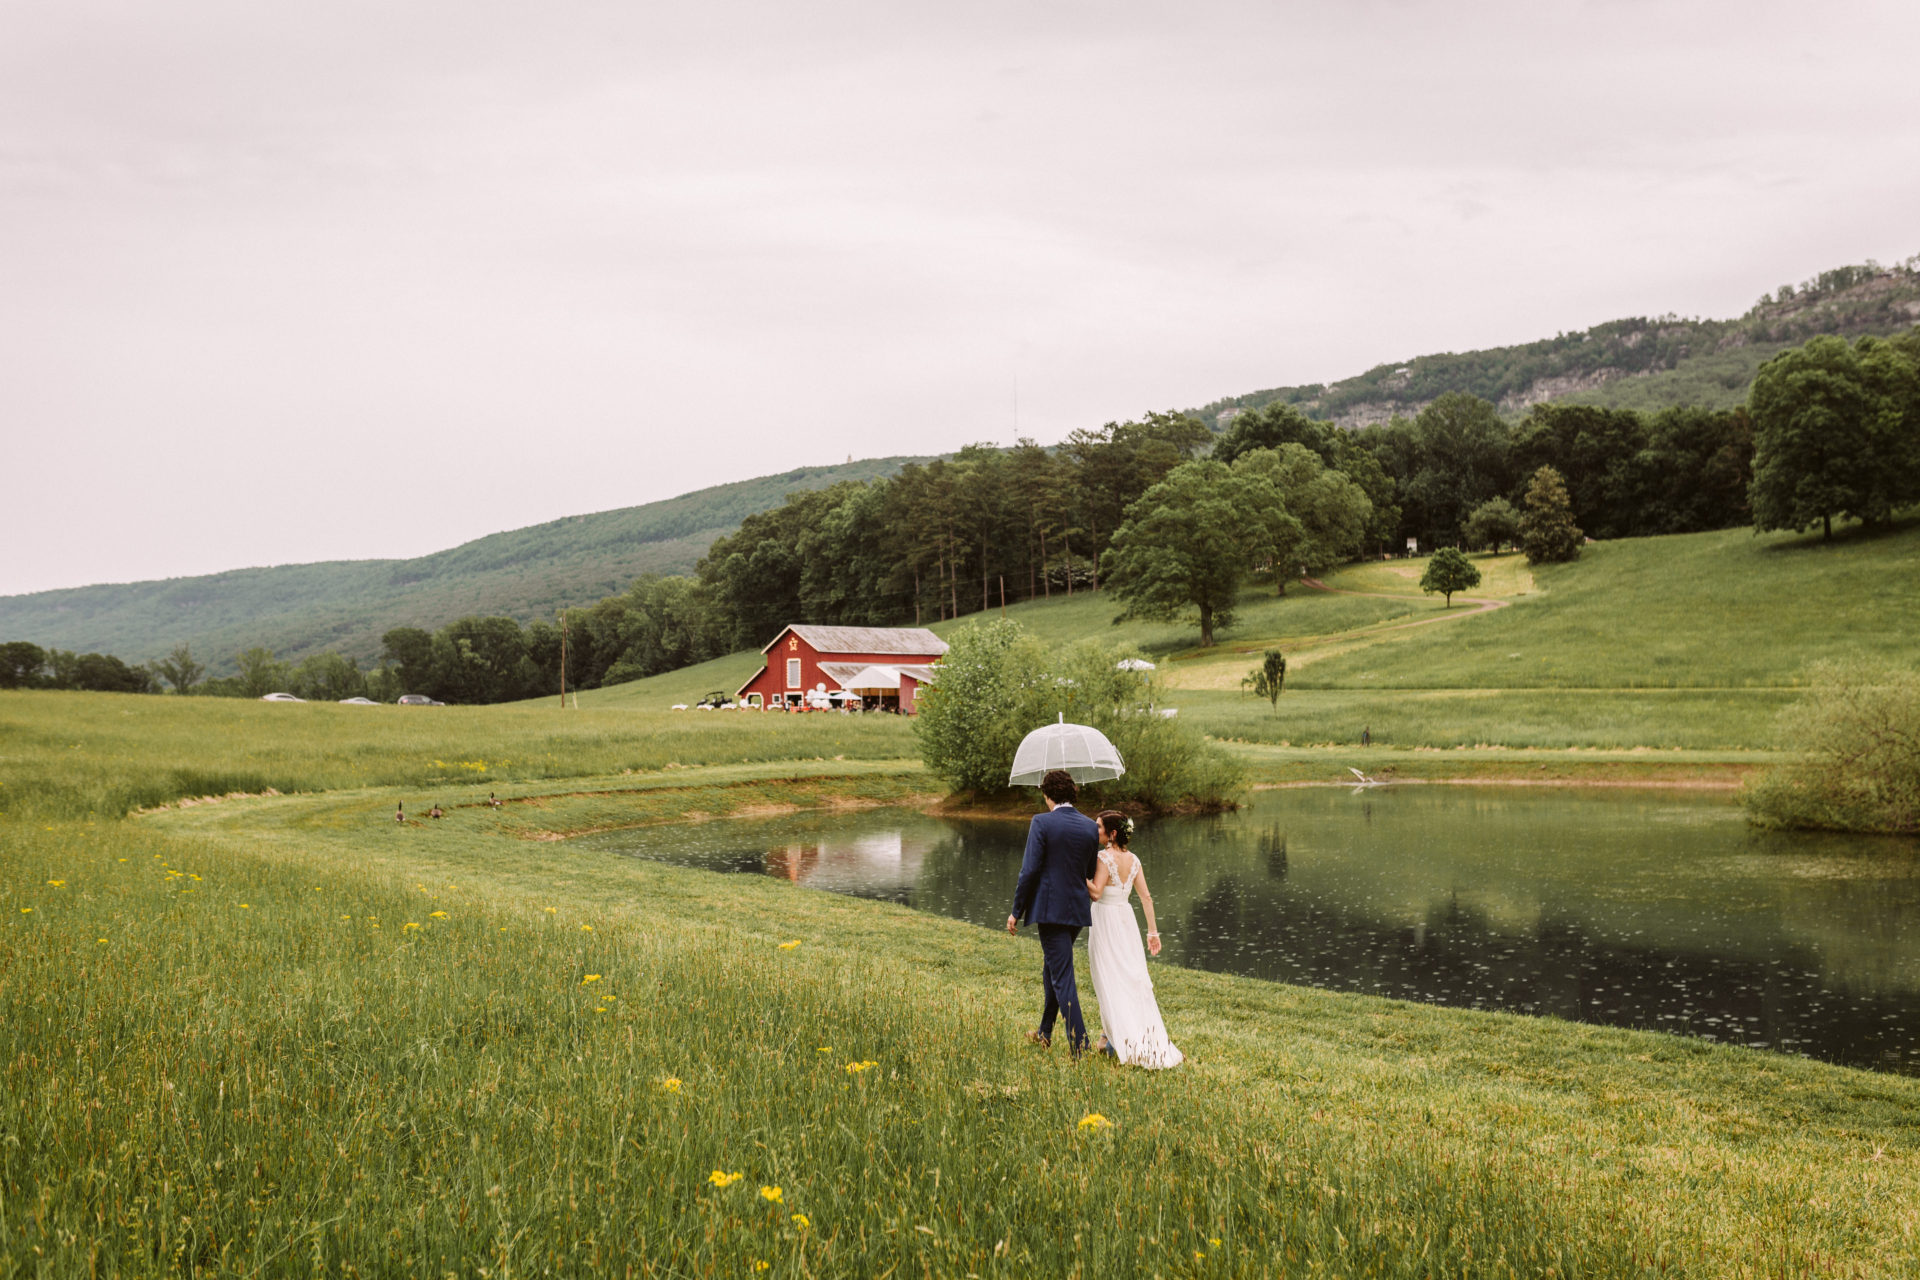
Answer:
[
  {"xmin": 1135, "ymin": 864, "xmax": 1162, "ymax": 955},
  {"xmin": 1086, "ymin": 862, "xmax": 1110, "ymax": 897}
]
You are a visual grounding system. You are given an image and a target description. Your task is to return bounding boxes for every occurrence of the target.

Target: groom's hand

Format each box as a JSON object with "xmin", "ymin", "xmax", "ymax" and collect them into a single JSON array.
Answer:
[{"xmin": 1005, "ymin": 914, "xmax": 1018, "ymax": 935}]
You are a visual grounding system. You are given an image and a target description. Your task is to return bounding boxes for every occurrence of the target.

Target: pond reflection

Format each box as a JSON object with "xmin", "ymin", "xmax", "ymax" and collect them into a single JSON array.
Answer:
[{"xmin": 582, "ymin": 787, "xmax": 1920, "ymax": 1075}]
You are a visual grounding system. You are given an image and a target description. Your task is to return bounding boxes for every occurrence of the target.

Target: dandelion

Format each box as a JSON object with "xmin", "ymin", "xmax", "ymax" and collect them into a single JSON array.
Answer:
[
  {"xmin": 238, "ymin": 904, "xmax": 250, "ymax": 909},
  {"xmin": 844, "ymin": 1060, "xmax": 878, "ymax": 1074},
  {"xmin": 661, "ymin": 1077, "xmax": 683, "ymax": 1094},
  {"xmin": 46, "ymin": 880, "xmax": 65, "ymax": 888},
  {"xmin": 404, "ymin": 922, "xmax": 421, "ymax": 931},
  {"xmin": 753, "ymin": 1264, "xmax": 769, "ymax": 1273},
  {"xmin": 706, "ymin": 1169, "xmax": 741, "ymax": 1186},
  {"xmin": 97, "ymin": 938, "xmax": 107, "ymax": 943},
  {"xmin": 817, "ymin": 1047, "xmax": 831, "ymax": 1053},
  {"xmin": 759, "ymin": 1186, "xmax": 783, "ymax": 1204},
  {"xmin": 1077, "ymin": 1113, "xmax": 1114, "ymax": 1132},
  {"xmin": 791, "ymin": 1213, "xmax": 810, "ymax": 1231},
  {"xmin": 18, "ymin": 908, "xmax": 30, "ymax": 914},
  {"xmin": 1195, "ymin": 1252, "xmax": 1206, "ymax": 1262},
  {"xmin": 595, "ymin": 1006, "xmax": 609, "ymax": 1014},
  {"xmin": 429, "ymin": 911, "xmax": 448, "ymax": 919},
  {"xmin": 778, "ymin": 940, "xmax": 801, "ymax": 950},
  {"xmin": 341, "ymin": 915, "xmax": 351, "ymax": 921},
  {"xmin": 581, "ymin": 924, "xmax": 593, "ymax": 932},
  {"xmin": 581, "ymin": 974, "xmax": 601, "ymax": 984},
  {"xmin": 544, "ymin": 907, "xmax": 557, "ymax": 914}
]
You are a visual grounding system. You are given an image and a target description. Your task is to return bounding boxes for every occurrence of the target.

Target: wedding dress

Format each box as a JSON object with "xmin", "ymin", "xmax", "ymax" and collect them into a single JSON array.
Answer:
[{"xmin": 1087, "ymin": 849, "xmax": 1183, "ymax": 1068}]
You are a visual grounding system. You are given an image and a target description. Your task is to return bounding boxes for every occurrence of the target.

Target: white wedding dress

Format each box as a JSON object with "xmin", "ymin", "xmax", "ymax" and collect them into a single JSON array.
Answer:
[{"xmin": 1087, "ymin": 849, "xmax": 1183, "ymax": 1069}]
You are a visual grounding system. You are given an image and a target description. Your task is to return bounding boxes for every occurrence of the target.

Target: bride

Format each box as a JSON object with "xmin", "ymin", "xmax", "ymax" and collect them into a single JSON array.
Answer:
[{"xmin": 1085, "ymin": 811, "xmax": 1183, "ymax": 1068}]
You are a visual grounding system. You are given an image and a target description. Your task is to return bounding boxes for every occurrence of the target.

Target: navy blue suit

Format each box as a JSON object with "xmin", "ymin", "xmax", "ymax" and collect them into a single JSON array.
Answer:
[{"xmin": 1011, "ymin": 803, "xmax": 1100, "ymax": 1051}]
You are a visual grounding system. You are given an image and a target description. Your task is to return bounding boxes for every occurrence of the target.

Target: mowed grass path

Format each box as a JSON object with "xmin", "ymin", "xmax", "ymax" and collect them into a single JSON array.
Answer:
[{"xmin": 6, "ymin": 756, "xmax": 1918, "ymax": 1277}]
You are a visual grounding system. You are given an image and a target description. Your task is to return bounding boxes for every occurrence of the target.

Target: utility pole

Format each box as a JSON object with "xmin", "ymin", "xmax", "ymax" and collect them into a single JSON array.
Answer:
[
  {"xmin": 557, "ymin": 610, "xmax": 569, "ymax": 709},
  {"xmin": 999, "ymin": 575, "xmax": 1006, "ymax": 617}
]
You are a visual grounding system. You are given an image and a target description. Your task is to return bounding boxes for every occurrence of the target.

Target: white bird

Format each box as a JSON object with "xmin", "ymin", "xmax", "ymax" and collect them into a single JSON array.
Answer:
[{"xmin": 1348, "ymin": 767, "xmax": 1385, "ymax": 787}]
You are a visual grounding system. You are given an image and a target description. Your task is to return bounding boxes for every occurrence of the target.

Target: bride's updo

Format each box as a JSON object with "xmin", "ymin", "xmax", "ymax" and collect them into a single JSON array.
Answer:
[{"xmin": 1096, "ymin": 810, "xmax": 1133, "ymax": 849}]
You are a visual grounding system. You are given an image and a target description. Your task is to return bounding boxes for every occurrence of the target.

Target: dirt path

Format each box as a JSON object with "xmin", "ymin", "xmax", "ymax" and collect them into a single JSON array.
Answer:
[{"xmin": 1297, "ymin": 575, "xmax": 1510, "ymax": 631}]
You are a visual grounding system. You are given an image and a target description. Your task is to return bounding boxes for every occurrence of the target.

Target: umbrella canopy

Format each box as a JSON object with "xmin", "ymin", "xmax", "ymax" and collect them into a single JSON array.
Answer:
[
  {"xmin": 1008, "ymin": 715, "xmax": 1127, "ymax": 786},
  {"xmin": 1114, "ymin": 658, "xmax": 1156, "ymax": 671}
]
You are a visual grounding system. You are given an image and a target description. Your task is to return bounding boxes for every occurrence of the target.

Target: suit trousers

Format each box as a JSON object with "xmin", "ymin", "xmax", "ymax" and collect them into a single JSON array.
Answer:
[{"xmin": 1036, "ymin": 923, "xmax": 1088, "ymax": 1052}]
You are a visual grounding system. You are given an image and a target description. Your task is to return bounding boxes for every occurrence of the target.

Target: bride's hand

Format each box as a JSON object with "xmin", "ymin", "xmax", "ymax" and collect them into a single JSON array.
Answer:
[{"xmin": 1147, "ymin": 931, "xmax": 1162, "ymax": 957}]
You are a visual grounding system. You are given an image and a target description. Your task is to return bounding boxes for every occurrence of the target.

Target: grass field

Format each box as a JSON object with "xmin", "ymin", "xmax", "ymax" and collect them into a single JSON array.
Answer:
[
  {"xmin": 585, "ymin": 515, "xmax": 1920, "ymax": 753},
  {"xmin": 5, "ymin": 734, "xmax": 1918, "ymax": 1276}
]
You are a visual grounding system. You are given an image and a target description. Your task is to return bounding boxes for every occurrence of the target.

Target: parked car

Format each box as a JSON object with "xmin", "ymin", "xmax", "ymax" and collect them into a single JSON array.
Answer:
[
  {"xmin": 695, "ymin": 691, "xmax": 736, "ymax": 709},
  {"xmin": 260, "ymin": 692, "xmax": 304, "ymax": 702},
  {"xmin": 338, "ymin": 696, "xmax": 379, "ymax": 705},
  {"xmin": 397, "ymin": 694, "xmax": 446, "ymax": 706}
]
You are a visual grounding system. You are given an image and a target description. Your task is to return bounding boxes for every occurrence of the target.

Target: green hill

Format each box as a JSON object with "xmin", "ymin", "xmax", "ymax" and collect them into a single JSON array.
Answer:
[
  {"xmin": 0, "ymin": 458, "xmax": 924, "ymax": 672},
  {"xmin": 1195, "ymin": 259, "xmax": 1920, "ymax": 427},
  {"xmin": 585, "ymin": 516, "xmax": 1920, "ymax": 753}
]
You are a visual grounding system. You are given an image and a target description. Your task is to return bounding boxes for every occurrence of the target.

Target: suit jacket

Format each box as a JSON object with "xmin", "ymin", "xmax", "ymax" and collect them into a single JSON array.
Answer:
[{"xmin": 1012, "ymin": 803, "xmax": 1100, "ymax": 928}]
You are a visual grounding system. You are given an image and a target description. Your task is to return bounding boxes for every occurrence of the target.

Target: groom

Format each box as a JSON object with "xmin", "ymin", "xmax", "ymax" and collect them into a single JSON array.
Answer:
[{"xmin": 1006, "ymin": 769, "xmax": 1100, "ymax": 1055}]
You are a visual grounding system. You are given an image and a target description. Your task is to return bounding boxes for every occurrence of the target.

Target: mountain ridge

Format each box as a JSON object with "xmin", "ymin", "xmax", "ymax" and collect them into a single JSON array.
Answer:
[{"xmin": 8, "ymin": 256, "xmax": 1916, "ymax": 672}]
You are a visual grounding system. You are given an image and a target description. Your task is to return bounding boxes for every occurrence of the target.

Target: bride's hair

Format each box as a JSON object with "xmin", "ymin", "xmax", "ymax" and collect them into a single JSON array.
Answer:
[{"xmin": 1096, "ymin": 810, "xmax": 1132, "ymax": 849}]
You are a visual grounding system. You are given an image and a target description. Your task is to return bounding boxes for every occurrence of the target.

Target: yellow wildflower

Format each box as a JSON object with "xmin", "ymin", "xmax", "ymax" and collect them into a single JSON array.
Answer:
[
  {"xmin": 404, "ymin": 922, "xmax": 421, "ymax": 931},
  {"xmin": 544, "ymin": 907, "xmax": 557, "ymax": 914},
  {"xmin": 429, "ymin": 910, "xmax": 448, "ymax": 919},
  {"xmin": 580, "ymin": 924, "xmax": 593, "ymax": 932},
  {"xmin": 778, "ymin": 940, "xmax": 801, "ymax": 950},
  {"xmin": 1077, "ymin": 1113, "xmax": 1114, "ymax": 1132},
  {"xmin": 844, "ymin": 1060, "xmax": 878, "ymax": 1074},
  {"xmin": 1209, "ymin": 1238, "xmax": 1221, "ymax": 1248},
  {"xmin": 660, "ymin": 1077, "xmax": 682, "ymax": 1094},
  {"xmin": 46, "ymin": 880, "xmax": 64, "ymax": 888},
  {"xmin": 759, "ymin": 1185, "xmax": 783, "ymax": 1204},
  {"xmin": 238, "ymin": 904, "xmax": 250, "ymax": 909},
  {"xmin": 18, "ymin": 908, "xmax": 30, "ymax": 914},
  {"xmin": 581, "ymin": 974, "xmax": 601, "ymax": 985},
  {"xmin": 753, "ymin": 1264, "xmax": 769, "ymax": 1274},
  {"xmin": 791, "ymin": 1213, "xmax": 810, "ymax": 1231},
  {"xmin": 97, "ymin": 938, "xmax": 107, "ymax": 943},
  {"xmin": 817, "ymin": 1047, "xmax": 831, "ymax": 1053},
  {"xmin": 706, "ymin": 1169, "xmax": 742, "ymax": 1186}
]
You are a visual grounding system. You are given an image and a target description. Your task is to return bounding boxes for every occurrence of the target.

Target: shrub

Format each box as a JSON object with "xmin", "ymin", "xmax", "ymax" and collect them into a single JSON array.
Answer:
[
  {"xmin": 1743, "ymin": 659, "xmax": 1920, "ymax": 835},
  {"xmin": 915, "ymin": 619, "xmax": 1244, "ymax": 811}
]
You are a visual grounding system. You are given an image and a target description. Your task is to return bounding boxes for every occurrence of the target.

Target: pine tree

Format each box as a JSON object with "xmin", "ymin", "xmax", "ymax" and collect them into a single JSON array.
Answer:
[{"xmin": 1520, "ymin": 466, "xmax": 1583, "ymax": 564}]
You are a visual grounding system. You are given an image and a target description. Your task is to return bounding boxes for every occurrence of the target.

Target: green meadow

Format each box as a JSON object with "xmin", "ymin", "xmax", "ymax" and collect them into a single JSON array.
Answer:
[
  {"xmin": 6, "ymin": 735, "xmax": 1919, "ymax": 1277},
  {"xmin": 6, "ymin": 518, "xmax": 1920, "ymax": 1274}
]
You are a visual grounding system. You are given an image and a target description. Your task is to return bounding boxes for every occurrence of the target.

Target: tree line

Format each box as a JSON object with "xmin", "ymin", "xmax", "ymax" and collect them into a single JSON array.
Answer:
[{"xmin": 5, "ymin": 326, "xmax": 1913, "ymax": 701}]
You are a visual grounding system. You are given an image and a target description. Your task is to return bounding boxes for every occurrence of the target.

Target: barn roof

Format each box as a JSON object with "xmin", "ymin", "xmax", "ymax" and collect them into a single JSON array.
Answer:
[{"xmin": 764, "ymin": 625, "xmax": 949, "ymax": 656}]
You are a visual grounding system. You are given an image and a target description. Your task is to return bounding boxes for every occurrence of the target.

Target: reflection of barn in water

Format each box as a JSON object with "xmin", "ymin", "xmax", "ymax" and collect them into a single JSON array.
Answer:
[{"xmin": 762, "ymin": 829, "xmax": 933, "ymax": 903}]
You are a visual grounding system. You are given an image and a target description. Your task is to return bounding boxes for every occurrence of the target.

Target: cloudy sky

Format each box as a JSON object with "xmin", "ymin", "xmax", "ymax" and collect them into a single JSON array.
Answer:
[{"xmin": 4, "ymin": 0, "xmax": 1917, "ymax": 596}]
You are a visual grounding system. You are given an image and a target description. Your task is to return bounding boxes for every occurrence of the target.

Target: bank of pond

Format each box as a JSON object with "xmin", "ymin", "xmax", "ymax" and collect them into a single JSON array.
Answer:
[{"xmin": 581, "ymin": 786, "xmax": 1920, "ymax": 1077}]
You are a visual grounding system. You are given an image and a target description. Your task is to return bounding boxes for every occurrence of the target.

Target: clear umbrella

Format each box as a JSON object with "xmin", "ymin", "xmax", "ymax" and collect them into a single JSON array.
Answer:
[{"xmin": 1008, "ymin": 714, "xmax": 1127, "ymax": 786}]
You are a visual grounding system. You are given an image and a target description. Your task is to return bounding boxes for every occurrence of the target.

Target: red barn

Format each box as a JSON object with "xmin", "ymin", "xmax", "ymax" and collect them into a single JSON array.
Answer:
[{"xmin": 735, "ymin": 625, "xmax": 947, "ymax": 714}]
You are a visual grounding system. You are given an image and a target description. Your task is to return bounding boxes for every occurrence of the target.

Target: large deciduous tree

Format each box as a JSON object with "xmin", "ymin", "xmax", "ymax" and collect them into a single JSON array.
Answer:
[
  {"xmin": 0, "ymin": 641, "xmax": 46, "ymax": 689},
  {"xmin": 1462, "ymin": 498, "xmax": 1521, "ymax": 553},
  {"xmin": 155, "ymin": 643, "xmax": 205, "ymax": 695},
  {"xmin": 1230, "ymin": 445, "xmax": 1370, "ymax": 586},
  {"xmin": 1102, "ymin": 460, "xmax": 1272, "ymax": 646},
  {"xmin": 1418, "ymin": 547, "xmax": 1482, "ymax": 606},
  {"xmin": 1749, "ymin": 334, "xmax": 1920, "ymax": 539}
]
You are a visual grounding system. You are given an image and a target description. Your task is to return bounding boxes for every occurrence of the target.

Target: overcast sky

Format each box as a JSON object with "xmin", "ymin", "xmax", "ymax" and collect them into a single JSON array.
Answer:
[{"xmin": 5, "ymin": 0, "xmax": 1917, "ymax": 596}]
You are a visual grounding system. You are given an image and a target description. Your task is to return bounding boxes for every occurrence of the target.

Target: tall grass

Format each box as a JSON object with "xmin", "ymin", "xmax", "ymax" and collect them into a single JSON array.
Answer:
[
  {"xmin": 0, "ymin": 691, "xmax": 917, "ymax": 821},
  {"xmin": 6, "ymin": 791, "xmax": 1916, "ymax": 1276}
]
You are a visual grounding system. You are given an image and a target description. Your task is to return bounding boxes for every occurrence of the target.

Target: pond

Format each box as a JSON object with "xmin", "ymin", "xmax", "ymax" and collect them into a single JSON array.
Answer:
[{"xmin": 580, "ymin": 787, "xmax": 1920, "ymax": 1076}]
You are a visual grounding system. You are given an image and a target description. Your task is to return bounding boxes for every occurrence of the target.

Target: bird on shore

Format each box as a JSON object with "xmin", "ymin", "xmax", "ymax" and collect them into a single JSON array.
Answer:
[
  {"xmin": 488, "ymin": 791, "xmax": 502, "ymax": 809},
  {"xmin": 394, "ymin": 802, "xmax": 405, "ymax": 824},
  {"xmin": 429, "ymin": 804, "xmax": 444, "ymax": 819},
  {"xmin": 1348, "ymin": 768, "xmax": 1385, "ymax": 788}
]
